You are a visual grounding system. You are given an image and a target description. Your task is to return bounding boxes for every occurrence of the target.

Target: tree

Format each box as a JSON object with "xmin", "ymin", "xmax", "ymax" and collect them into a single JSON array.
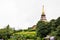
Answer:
[
  {"xmin": 0, "ymin": 25, "xmax": 14, "ymax": 40},
  {"xmin": 5, "ymin": 25, "xmax": 14, "ymax": 39},
  {"xmin": 55, "ymin": 17, "xmax": 60, "ymax": 27},
  {"xmin": 36, "ymin": 21, "xmax": 49, "ymax": 39},
  {"xmin": 56, "ymin": 25, "xmax": 60, "ymax": 36},
  {"xmin": 47, "ymin": 19, "xmax": 56, "ymax": 32},
  {"xmin": 54, "ymin": 25, "xmax": 60, "ymax": 40}
]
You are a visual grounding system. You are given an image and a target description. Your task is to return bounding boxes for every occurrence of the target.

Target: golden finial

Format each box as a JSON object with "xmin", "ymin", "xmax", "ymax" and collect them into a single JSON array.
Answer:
[{"xmin": 42, "ymin": 5, "xmax": 45, "ymax": 15}]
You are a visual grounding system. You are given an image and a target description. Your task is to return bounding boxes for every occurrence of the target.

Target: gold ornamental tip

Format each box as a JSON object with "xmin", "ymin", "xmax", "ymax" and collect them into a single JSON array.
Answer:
[{"xmin": 42, "ymin": 5, "xmax": 45, "ymax": 15}]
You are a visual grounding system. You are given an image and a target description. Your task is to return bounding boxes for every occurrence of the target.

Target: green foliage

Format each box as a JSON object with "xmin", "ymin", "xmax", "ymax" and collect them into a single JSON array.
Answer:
[
  {"xmin": 36, "ymin": 37, "xmax": 44, "ymax": 40},
  {"xmin": 0, "ymin": 25, "xmax": 14, "ymax": 40},
  {"xmin": 47, "ymin": 19, "xmax": 56, "ymax": 36},
  {"xmin": 55, "ymin": 17, "xmax": 60, "ymax": 27},
  {"xmin": 49, "ymin": 19, "xmax": 56, "ymax": 31},
  {"xmin": 15, "ymin": 31, "xmax": 36, "ymax": 39},
  {"xmin": 55, "ymin": 17, "xmax": 60, "ymax": 39},
  {"xmin": 55, "ymin": 36, "xmax": 60, "ymax": 40},
  {"xmin": 56, "ymin": 25, "xmax": 60, "ymax": 36},
  {"xmin": 36, "ymin": 21, "xmax": 49, "ymax": 38},
  {"xmin": 36, "ymin": 17, "xmax": 60, "ymax": 40}
]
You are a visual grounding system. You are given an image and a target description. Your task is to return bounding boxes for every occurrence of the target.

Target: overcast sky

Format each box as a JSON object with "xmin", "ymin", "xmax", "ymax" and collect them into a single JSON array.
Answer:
[{"xmin": 0, "ymin": 0, "xmax": 60, "ymax": 30}]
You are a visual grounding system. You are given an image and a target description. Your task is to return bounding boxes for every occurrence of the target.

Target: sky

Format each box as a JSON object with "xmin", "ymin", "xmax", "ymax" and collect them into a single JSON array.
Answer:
[{"xmin": 0, "ymin": 0, "xmax": 60, "ymax": 30}]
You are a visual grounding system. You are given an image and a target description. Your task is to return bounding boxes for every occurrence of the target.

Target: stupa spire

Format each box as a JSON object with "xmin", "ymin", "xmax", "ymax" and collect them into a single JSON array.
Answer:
[
  {"xmin": 40, "ymin": 5, "xmax": 47, "ymax": 22},
  {"xmin": 42, "ymin": 5, "xmax": 45, "ymax": 15}
]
